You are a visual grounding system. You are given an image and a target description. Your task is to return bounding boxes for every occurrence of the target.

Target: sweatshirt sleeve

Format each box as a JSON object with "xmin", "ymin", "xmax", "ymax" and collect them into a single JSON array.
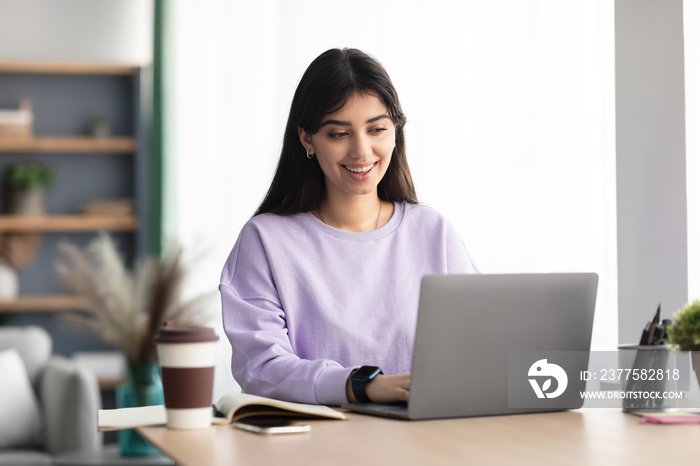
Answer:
[
  {"xmin": 443, "ymin": 218, "xmax": 480, "ymax": 274},
  {"xmin": 219, "ymin": 221, "xmax": 353, "ymax": 406}
]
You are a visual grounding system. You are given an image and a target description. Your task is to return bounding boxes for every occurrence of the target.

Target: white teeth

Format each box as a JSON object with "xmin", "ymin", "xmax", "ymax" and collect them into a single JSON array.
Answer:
[{"xmin": 346, "ymin": 163, "xmax": 374, "ymax": 173}]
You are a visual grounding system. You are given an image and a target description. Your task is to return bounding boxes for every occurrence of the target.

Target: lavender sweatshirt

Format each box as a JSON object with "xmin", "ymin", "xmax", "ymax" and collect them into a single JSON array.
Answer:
[{"xmin": 219, "ymin": 202, "xmax": 478, "ymax": 406}]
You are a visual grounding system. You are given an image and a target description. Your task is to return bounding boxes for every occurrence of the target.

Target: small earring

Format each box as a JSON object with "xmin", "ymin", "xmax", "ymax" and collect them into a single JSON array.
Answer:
[{"xmin": 306, "ymin": 150, "xmax": 315, "ymax": 159}]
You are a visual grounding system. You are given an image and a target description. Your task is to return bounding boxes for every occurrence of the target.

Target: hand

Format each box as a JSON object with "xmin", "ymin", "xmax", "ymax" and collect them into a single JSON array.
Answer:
[
  {"xmin": 346, "ymin": 372, "xmax": 411, "ymax": 404},
  {"xmin": 367, "ymin": 373, "xmax": 411, "ymax": 403}
]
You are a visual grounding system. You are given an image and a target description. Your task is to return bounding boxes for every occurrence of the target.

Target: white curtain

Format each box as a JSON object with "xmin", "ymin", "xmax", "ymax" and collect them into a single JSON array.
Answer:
[
  {"xmin": 163, "ymin": 0, "xmax": 617, "ymax": 400},
  {"xmin": 686, "ymin": 0, "xmax": 700, "ymax": 303}
]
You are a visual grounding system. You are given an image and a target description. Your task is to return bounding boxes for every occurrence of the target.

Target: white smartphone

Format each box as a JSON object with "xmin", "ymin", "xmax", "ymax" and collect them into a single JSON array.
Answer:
[{"xmin": 232, "ymin": 418, "xmax": 312, "ymax": 435}]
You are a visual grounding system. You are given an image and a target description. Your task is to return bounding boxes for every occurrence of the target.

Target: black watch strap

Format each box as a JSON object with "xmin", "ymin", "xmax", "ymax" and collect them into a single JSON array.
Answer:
[{"xmin": 351, "ymin": 366, "xmax": 383, "ymax": 403}]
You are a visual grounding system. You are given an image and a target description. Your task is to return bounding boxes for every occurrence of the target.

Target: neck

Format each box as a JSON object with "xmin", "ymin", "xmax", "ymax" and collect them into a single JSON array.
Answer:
[{"xmin": 318, "ymin": 194, "xmax": 385, "ymax": 232}]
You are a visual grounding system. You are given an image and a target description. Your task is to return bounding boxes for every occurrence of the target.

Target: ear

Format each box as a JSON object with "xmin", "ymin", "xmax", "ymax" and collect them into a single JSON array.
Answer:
[{"xmin": 297, "ymin": 127, "xmax": 314, "ymax": 154}]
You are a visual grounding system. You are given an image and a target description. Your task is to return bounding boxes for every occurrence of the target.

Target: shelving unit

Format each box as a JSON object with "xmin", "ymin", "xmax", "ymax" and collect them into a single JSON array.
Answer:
[
  {"xmin": 0, "ymin": 295, "xmax": 90, "ymax": 312},
  {"xmin": 0, "ymin": 136, "xmax": 136, "ymax": 153},
  {"xmin": 0, "ymin": 60, "xmax": 151, "ymax": 354},
  {"xmin": 0, "ymin": 61, "xmax": 137, "ymax": 75},
  {"xmin": 0, "ymin": 215, "xmax": 138, "ymax": 232}
]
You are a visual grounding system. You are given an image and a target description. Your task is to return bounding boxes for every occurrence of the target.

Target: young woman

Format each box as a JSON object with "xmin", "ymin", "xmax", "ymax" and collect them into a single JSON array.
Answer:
[{"xmin": 220, "ymin": 48, "xmax": 478, "ymax": 406}]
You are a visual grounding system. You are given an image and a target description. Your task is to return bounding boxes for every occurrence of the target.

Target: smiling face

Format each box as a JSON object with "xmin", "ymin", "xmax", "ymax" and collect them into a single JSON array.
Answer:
[{"xmin": 299, "ymin": 92, "xmax": 396, "ymax": 203}]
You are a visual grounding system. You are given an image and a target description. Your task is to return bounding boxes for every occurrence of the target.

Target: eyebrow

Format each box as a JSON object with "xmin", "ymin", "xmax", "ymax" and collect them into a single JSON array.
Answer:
[{"xmin": 319, "ymin": 114, "xmax": 391, "ymax": 128}]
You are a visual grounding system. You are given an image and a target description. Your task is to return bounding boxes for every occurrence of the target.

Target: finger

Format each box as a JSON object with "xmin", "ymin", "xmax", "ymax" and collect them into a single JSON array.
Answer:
[{"xmin": 395, "ymin": 373, "xmax": 411, "ymax": 389}]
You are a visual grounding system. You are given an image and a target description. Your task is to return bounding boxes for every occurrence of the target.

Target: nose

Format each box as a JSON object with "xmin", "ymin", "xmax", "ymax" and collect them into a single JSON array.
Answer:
[{"xmin": 350, "ymin": 133, "xmax": 372, "ymax": 160}]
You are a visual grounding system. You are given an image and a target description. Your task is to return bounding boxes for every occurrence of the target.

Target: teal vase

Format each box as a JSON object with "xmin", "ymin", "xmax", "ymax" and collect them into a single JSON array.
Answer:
[{"xmin": 116, "ymin": 363, "xmax": 164, "ymax": 456}]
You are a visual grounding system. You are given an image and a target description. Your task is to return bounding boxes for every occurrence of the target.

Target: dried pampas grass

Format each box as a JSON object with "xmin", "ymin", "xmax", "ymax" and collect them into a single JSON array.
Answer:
[{"xmin": 55, "ymin": 233, "xmax": 216, "ymax": 364}]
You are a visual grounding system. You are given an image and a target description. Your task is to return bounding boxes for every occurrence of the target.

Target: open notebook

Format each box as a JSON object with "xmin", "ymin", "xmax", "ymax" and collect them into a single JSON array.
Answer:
[{"xmin": 98, "ymin": 392, "xmax": 346, "ymax": 431}]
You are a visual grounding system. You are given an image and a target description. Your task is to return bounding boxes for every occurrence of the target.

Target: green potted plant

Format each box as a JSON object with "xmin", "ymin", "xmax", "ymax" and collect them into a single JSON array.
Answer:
[
  {"xmin": 4, "ymin": 162, "xmax": 55, "ymax": 215},
  {"xmin": 666, "ymin": 300, "xmax": 700, "ymax": 387}
]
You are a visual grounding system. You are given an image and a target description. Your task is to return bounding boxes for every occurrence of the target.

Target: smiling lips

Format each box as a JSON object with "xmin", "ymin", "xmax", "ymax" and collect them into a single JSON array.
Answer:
[{"xmin": 343, "ymin": 162, "xmax": 376, "ymax": 175}]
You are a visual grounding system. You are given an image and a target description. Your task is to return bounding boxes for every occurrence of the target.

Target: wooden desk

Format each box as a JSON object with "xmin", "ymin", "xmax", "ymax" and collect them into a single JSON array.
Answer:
[{"xmin": 138, "ymin": 409, "xmax": 700, "ymax": 465}]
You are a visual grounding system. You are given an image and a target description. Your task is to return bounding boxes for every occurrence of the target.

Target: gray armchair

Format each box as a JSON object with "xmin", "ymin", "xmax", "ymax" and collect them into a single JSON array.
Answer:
[{"xmin": 0, "ymin": 325, "xmax": 102, "ymax": 466}]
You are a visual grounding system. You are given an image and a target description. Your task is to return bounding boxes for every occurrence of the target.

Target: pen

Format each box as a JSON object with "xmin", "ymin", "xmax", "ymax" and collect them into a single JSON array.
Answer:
[
  {"xmin": 648, "ymin": 304, "xmax": 662, "ymax": 345},
  {"xmin": 652, "ymin": 304, "xmax": 661, "ymax": 325},
  {"xmin": 639, "ymin": 304, "xmax": 662, "ymax": 345}
]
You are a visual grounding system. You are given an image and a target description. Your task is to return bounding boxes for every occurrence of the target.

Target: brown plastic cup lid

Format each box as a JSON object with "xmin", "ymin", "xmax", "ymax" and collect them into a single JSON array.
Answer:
[{"xmin": 154, "ymin": 321, "xmax": 219, "ymax": 344}]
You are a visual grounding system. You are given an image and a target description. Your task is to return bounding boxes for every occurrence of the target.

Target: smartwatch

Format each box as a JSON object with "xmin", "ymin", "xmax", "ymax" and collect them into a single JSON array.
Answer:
[{"xmin": 351, "ymin": 366, "xmax": 383, "ymax": 403}]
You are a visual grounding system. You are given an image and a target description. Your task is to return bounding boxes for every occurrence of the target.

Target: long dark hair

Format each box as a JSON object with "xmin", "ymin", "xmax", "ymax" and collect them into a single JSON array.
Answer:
[{"xmin": 255, "ymin": 48, "xmax": 418, "ymax": 216}]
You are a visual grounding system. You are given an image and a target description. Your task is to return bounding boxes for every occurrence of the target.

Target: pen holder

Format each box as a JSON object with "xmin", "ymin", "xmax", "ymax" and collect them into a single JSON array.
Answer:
[{"xmin": 617, "ymin": 344, "xmax": 678, "ymax": 413}]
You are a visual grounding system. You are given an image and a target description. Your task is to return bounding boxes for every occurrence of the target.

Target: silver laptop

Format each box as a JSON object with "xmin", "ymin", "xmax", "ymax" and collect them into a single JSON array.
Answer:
[{"xmin": 344, "ymin": 273, "xmax": 598, "ymax": 420}]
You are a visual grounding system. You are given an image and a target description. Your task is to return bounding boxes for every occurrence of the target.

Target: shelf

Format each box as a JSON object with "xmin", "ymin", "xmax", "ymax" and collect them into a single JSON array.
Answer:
[
  {"xmin": 0, "ymin": 136, "xmax": 137, "ymax": 153},
  {"xmin": 0, "ymin": 294, "xmax": 91, "ymax": 312},
  {"xmin": 0, "ymin": 61, "xmax": 138, "ymax": 75},
  {"xmin": 0, "ymin": 59, "xmax": 148, "ymax": 358},
  {"xmin": 0, "ymin": 215, "xmax": 139, "ymax": 232}
]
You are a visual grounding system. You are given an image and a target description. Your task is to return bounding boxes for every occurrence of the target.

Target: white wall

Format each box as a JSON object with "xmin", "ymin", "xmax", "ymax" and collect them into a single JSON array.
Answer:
[
  {"xmin": 1, "ymin": 0, "xmax": 696, "ymax": 358},
  {"xmin": 0, "ymin": 0, "xmax": 153, "ymax": 63},
  {"xmin": 615, "ymin": 0, "xmax": 688, "ymax": 344},
  {"xmin": 686, "ymin": 0, "xmax": 700, "ymax": 303}
]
